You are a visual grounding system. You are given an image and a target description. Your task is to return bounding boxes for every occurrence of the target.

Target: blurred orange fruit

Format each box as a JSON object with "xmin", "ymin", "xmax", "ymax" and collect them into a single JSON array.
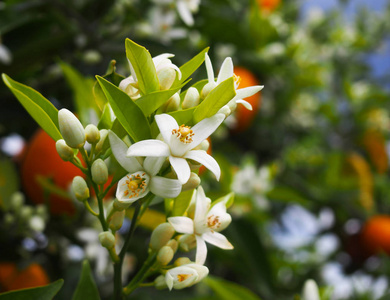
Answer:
[
  {"xmin": 257, "ymin": 0, "xmax": 280, "ymax": 12},
  {"xmin": 232, "ymin": 67, "xmax": 261, "ymax": 133},
  {"xmin": 21, "ymin": 129, "xmax": 82, "ymax": 215},
  {"xmin": 0, "ymin": 262, "xmax": 49, "ymax": 292},
  {"xmin": 20, "ymin": 129, "xmax": 115, "ymax": 216},
  {"xmin": 361, "ymin": 215, "xmax": 390, "ymax": 256}
]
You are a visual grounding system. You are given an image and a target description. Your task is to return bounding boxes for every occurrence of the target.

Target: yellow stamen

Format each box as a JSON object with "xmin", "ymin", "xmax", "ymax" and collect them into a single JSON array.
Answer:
[
  {"xmin": 123, "ymin": 174, "xmax": 147, "ymax": 199},
  {"xmin": 172, "ymin": 125, "xmax": 194, "ymax": 144},
  {"xmin": 207, "ymin": 215, "xmax": 221, "ymax": 229},
  {"xmin": 177, "ymin": 274, "xmax": 192, "ymax": 282}
]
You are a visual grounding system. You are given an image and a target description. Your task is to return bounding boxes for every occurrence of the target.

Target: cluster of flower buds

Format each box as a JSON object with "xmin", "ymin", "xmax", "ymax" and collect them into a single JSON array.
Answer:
[{"xmin": 3, "ymin": 192, "xmax": 48, "ymax": 235}]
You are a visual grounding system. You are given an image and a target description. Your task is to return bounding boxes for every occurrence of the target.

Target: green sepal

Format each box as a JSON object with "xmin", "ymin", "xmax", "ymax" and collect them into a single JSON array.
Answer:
[{"xmin": 171, "ymin": 189, "xmax": 195, "ymax": 216}]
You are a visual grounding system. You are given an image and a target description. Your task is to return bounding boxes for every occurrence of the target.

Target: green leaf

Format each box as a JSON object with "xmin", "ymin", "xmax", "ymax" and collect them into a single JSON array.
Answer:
[
  {"xmin": 96, "ymin": 76, "xmax": 151, "ymax": 142},
  {"xmin": 0, "ymin": 159, "xmax": 19, "ymax": 210},
  {"xmin": 135, "ymin": 80, "xmax": 189, "ymax": 116},
  {"xmin": 0, "ymin": 279, "xmax": 63, "ymax": 300},
  {"xmin": 97, "ymin": 103, "xmax": 114, "ymax": 130},
  {"xmin": 125, "ymin": 38, "xmax": 159, "ymax": 95},
  {"xmin": 169, "ymin": 107, "xmax": 196, "ymax": 126},
  {"xmin": 72, "ymin": 260, "xmax": 101, "ymax": 300},
  {"xmin": 266, "ymin": 186, "xmax": 309, "ymax": 205},
  {"xmin": 204, "ymin": 276, "xmax": 262, "ymax": 300},
  {"xmin": 193, "ymin": 77, "xmax": 235, "ymax": 123},
  {"xmin": 2, "ymin": 74, "xmax": 62, "ymax": 141},
  {"xmin": 171, "ymin": 189, "xmax": 195, "ymax": 216},
  {"xmin": 172, "ymin": 47, "xmax": 209, "ymax": 87},
  {"xmin": 59, "ymin": 62, "xmax": 99, "ymax": 125}
]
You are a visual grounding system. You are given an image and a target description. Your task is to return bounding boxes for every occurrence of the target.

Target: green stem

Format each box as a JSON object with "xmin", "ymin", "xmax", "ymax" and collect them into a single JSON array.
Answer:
[{"xmin": 84, "ymin": 201, "xmax": 99, "ymax": 216}]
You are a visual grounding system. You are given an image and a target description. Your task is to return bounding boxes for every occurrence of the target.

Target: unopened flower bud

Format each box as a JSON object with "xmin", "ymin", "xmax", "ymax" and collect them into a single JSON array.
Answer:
[
  {"xmin": 178, "ymin": 234, "xmax": 196, "ymax": 252},
  {"xmin": 199, "ymin": 139, "xmax": 210, "ymax": 152},
  {"xmin": 150, "ymin": 222, "xmax": 175, "ymax": 251},
  {"xmin": 113, "ymin": 198, "xmax": 131, "ymax": 211},
  {"xmin": 109, "ymin": 210, "xmax": 125, "ymax": 231},
  {"xmin": 99, "ymin": 231, "xmax": 116, "ymax": 249},
  {"xmin": 157, "ymin": 246, "xmax": 174, "ymax": 266},
  {"xmin": 166, "ymin": 239, "xmax": 178, "ymax": 253},
  {"xmin": 154, "ymin": 275, "xmax": 168, "ymax": 290},
  {"xmin": 158, "ymin": 68, "xmax": 176, "ymax": 90},
  {"xmin": 56, "ymin": 139, "xmax": 75, "ymax": 161},
  {"xmin": 29, "ymin": 215, "xmax": 45, "ymax": 232},
  {"xmin": 217, "ymin": 105, "xmax": 231, "ymax": 117},
  {"xmin": 95, "ymin": 129, "xmax": 108, "ymax": 153},
  {"xmin": 174, "ymin": 257, "xmax": 192, "ymax": 267},
  {"xmin": 163, "ymin": 93, "xmax": 180, "ymax": 113},
  {"xmin": 182, "ymin": 87, "xmax": 200, "ymax": 109},
  {"xmin": 201, "ymin": 82, "xmax": 215, "ymax": 99},
  {"xmin": 10, "ymin": 192, "xmax": 25, "ymax": 211},
  {"xmin": 91, "ymin": 159, "xmax": 108, "ymax": 185},
  {"xmin": 85, "ymin": 124, "xmax": 100, "ymax": 144},
  {"xmin": 58, "ymin": 109, "xmax": 85, "ymax": 148},
  {"xmin": 182, "ymin": 173, "xmax": 201, "ymax": 191},
  {"xmin": 72, "ymin": 176, "xmax": 90, "ymax": 201}
]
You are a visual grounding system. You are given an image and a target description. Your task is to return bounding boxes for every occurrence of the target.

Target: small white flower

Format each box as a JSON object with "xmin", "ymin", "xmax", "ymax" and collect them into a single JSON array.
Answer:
[
  {"xmin": 127, "ymin": 113, "xmax": 224, "ymax": 184},
  {"xmin": 165, "ymin": 263, "xmax": 209, "ymax": 290},
  {"xmin": 119, "ymin": 53, "xmax": 182, "ymax": 99},
  {"xmin": 204, "ymin": 53, "xmax": 264, "ymax": 110},
  {"xmin": 176, "ymin": 0, "xmax": 200, "ymax": 26},
  {"xmin": 0, "ymin": 43, "xmax": 12, "ymax": 65},
  {"xmin": 109, "ymin": 131, "xmax": 182, "ymax": 204},
  {"xmin": 168, "ymin": 186, "xmax": 233, "ymax": 264}
]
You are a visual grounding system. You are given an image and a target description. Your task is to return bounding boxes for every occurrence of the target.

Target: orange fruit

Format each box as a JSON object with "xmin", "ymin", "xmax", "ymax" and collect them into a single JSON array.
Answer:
[
  {"xmin": 362, "ymin": 129, "xmax": 388, "ymax": 174},
  {"xmin": 21, "ymin": 129, "xmax": 116, "ymax": 215},
  {"xmin": 257, "ymin": 0, "xmax": 280, "ymax": 12},
  {"xmin": 0, "ymin": 263, "xmax": 49, "ymax": 292},
  {"xmin": 21, "ymin": 129, "xmax": 82, "ymax": 215},
  {"xmin": 361, "ymin": 215, "xmax": 390, "ymax": 256},
  {"xmin": 232, "ymin": 67, "xmax": 261, "ymax": 133}
]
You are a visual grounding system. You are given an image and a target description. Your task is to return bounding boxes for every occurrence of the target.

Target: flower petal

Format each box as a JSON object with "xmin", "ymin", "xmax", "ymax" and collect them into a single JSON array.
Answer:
[
  {"xmin": 165, "ymin": 271, "xmax": 174, "ymax": 291},
  {"xmin": 155, "ymin": 114, "xmax": 179, "ymax": 145},
  {"xmin": 127, "ymin": 140, "xmax": 170, "ymax": 157},
  {"xmin": 194, "ymin": 186, "xmax": 211, "ymax": 233},
  {"xmin": 184, "ymin": 150, "xmax": 221, "ymax": 181},
  {"xmin": 143, "ymin": 156, "xmax": 166, "ymax": 176},
  {"xmin": 235, "ymin": 99, "xmax": 252, "ymax": 110},
  {"xmin": 205, "ymin": 53, "xmax": 215, "ymax": 83},
  {"xmin": 216, "ymin": 57, "xmax": 233, "ymax": 85},
  {"xmin": 169, "ymin": 156, "xmax": 191, "ymax": 184},
  {"xmin": 168, "ymin": 216, "xmax": 194, "ymax": 234},
  {"xmin": 152, "ymin": 53, "xmax": 175, "ymax": 66},
  {"xmin": 166, "ymin": 266, "xmax": 198, "ymax": 290},
  {"xmin": 116, "ymin": 173, "xmax": 150, "ymax": 204},
  {"xmin": 195, "ymin": 235, "xmax": 208, "ymax": 265},
  {"xmin": 109, "ymin": 131, "xmax": 143, "ymax": 173},
  {"xmin": 202, "ymin": 231, "xmax": 233, "ymax": 250},
  {"xmin": 233, "ymin": 85, "xmax": 264, "ymax": 101},
  {"xmin": 177, "ymin": 0, "xmax": 194, "ymax": 26},
  {"xmin": 188, "ymin": 113, "xmax": 225, "ymax": 150},
  {"xmin": 150, "ymin": 176, "xmax": 182, "ymax": 198}
]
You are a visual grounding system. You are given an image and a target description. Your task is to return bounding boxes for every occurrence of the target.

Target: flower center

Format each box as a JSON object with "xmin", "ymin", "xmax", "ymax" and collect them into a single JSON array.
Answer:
[
  {"xmin": 123, "ymin": 173, "xmax": 147, "ymax": 199},
  {"xmin": 177, "ymin": 273, "xmax": 193, "ymax": 282},
  {"xmin": 172, "ymin": 124, "xmax": 194, "ymax": 144},
  {"xmin": 207, "ymin": 214, "xmax": 221, "ymax": 230}
]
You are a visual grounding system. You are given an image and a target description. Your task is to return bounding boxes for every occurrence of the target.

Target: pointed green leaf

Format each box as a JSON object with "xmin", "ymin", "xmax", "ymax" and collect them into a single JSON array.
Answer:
[
  {"xmin": 125, "ymin": 38, "xmax": 159, "ymax": 95},
  {"xmin": 2, "ymin": 74, "xmax": 62, "ymax": 141},
  {"xmin": 60, "ymin": 62, "xmax": 99, "ymax": 125},
  {"xmin": 193, "ymin": 77, "xmax": 236, "ymax": 123},
  {"xmin": 169, "ymin": 107, "xmax": 196, "ymax": 126},
  {"xmin": 212, "ymin": 192, "xmax": 234, "ymax": 209},
  {"xmin": 135, "ymin": 80, "xmax": 189, "ymax": 116},
  {"xmin": 97, "ymin": 103, "xmax": 114, "ymax": 130},
  {"xmin": 72, "ymin": 260, "xmax": 101, "ymax": 300},
  {"xmin": 172, "ymin": 47, "xmax": 209, "ymax": 87},
  {"xmin": 96, "ymin": 76, "xmax": 151, "ymax": 142},
  {"xmin": 0, "ymin": 279, "xmax": 63, "ymax": 300},
  {"xmin": 172, "ymin": 189, "xmax": 195, "ymax": 216},
  {"xmin": 204, "ymin": 276, "xmax": 262, "ymax": 300}
]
